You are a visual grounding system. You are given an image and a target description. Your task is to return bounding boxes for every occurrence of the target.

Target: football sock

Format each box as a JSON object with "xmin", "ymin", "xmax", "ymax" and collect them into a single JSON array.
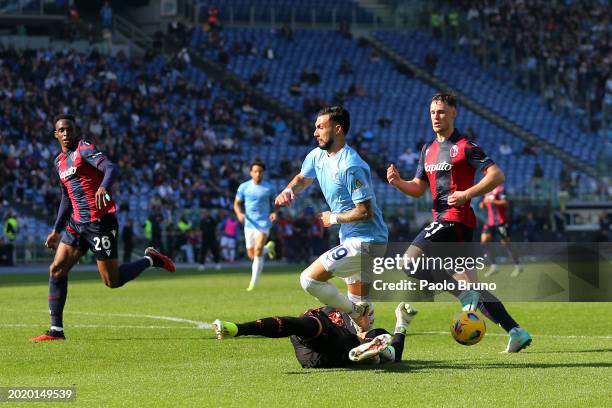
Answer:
[
  {"xmin": 236, "ymin": 316, "xmax": 320, "ymax": 338},
  {"xmin": 506, "ymin": 246, "xmax": 520, "ymax": 265},
  {"xmin": 478, "ymin": 290, "xmax": 519, "ymax": 332},
  {"xmin": 249, "ymin": 256, "xmax": 264, "ymax": 287},
  {"xmin": 484, "ymin": 245, "xmax": 497, "ymax": 265},
  {"xmin": 300, "ymin": 274, "xmax": 353, "ymax": 313},
  {"xmin": 390, "ymin": 333, "xmax": 406, "ymax": 362},
  {"xmin": 263, "ymin": 245, "xmax": 271, "ymax": 255},
  {"xmin": 49, "ymin": 275, "xmax": 68, "ymax": 328},
  {"xmin": 118, "ymin": 258, "xmax": 151, "ymax": 286}
]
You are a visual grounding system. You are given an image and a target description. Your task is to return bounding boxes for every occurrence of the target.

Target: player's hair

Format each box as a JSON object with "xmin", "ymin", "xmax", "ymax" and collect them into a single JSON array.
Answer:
[
  {"xmin": 53, "ymin": 114, "xmax": 76, "ymax": 126},
  {"xmin": 317, "ymin": 105, "xmax": 350, "ymax": 135},
  {"xmin": 431, "ymin": 92, "xmax": 457, "ymax": 107},
  {"xmin": 250, "ymin": 159, "xmax": 265, "ymax": 171}
]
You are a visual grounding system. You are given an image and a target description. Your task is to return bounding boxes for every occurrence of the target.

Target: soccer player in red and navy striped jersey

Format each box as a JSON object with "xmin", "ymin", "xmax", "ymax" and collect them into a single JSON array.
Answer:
[
  {"xmin": 387, "ymin": 93, "xmax": 531, "ymax": 353},
  {"xmin": 31, "ymin": 114, "xmax": 176, "ymax": 342},
  {"xmin": 479, "ymin": 185, "xmax": 522, "ymax": 277}
]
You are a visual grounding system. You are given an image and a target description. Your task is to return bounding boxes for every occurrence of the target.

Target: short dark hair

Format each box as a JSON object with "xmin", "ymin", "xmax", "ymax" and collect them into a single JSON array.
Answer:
[
  {"xmin": 250, "ymin": 159, "xmax": 265, "ymax": 171},
  {"xmin": 53, "ymin": 114, "xmax": 76, "ymax": 127},
  {"xmin": 431, "ymin": 92, "xmax": 457, "ymax": 107},
  {"xmin": 317, "ymin": 105, "xmax": 350, "ymax": 135}
]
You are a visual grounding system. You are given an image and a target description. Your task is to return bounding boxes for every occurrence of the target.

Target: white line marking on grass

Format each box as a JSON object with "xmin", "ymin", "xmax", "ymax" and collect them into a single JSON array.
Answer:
[
  {"xmin": 65, "ymin": 311, "xmax": 213, "ymax": 329},
  {"xmin": 416, "ymin": 331, "xmax": 612, "ymax": 340},
  {"xmin": 0, "ymin": 323, "xmax": 201, "ymax": 330}
]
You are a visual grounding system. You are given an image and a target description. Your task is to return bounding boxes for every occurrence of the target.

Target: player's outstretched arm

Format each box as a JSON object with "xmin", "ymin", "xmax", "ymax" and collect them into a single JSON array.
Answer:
[
  {"xmin": 448, "ymin": 164, "xmax": 505, "ymax": 206},
  {"xmin": 274, "ymin": 173, "xmax": 314, "ymax": 207},
  {"xmin": 387, "ymin": 164, "xmax": 428, "ymax": 198}
]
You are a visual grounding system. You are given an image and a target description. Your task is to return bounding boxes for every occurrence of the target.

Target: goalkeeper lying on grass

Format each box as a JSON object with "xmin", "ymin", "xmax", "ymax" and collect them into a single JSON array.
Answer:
[{"xmin": 213, "ymin": 303, "xmax": 417, "ymax": 368}]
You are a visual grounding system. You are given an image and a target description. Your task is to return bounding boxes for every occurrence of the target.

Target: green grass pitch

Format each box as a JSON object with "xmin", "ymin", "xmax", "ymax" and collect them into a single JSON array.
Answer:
[{"xmin": 1, "ymin": 265, "xmax": 611, "ymax": 407}]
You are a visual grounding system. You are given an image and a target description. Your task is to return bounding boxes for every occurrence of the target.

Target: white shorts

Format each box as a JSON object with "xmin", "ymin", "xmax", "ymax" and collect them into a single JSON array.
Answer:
[
  {"xmin": 220, "ymin": 236, "xmax": 236, "ymax": 249},
  {"xmin": 318, "ymin": 238, "xmax": 386, "ymax": 284},
  {"xmin": 244, "ymin": 227, "xmax": 270, "ymax": 249}
]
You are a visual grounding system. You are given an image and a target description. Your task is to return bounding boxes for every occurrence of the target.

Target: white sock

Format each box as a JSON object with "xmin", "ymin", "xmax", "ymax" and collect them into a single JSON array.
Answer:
[
  {"xmin": 50, "ymin": 326, "xmax": 64, "ymax": 332},
  {"xmin": 144, "ymin": 256, "xmax": 153, "ymax": 267},
  {"xmin": 250, "ymin": 256, "xmax": 264, "ymax": 286},
  {"xmin": 229, "ymin": 249, "xmax": 235, "ymax": 262},
  {"xmin": 263, "ymin": 245, "xmax": 271, "ymax": 255},
  {"xmin": 300, "ymin": 273, "xmax": 353, "ymax": 313}
]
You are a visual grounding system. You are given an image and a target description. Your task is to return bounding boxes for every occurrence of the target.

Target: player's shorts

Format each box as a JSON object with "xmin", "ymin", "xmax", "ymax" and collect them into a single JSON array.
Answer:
[
  {"xmin": 412, "ymin": 221, "xmax": 474, "ymax": 253},
  {"xmin": 244, "ymin": 227, "xmax": 270, "ymax": 249},
  {"xmin": 220, "ymin": 236, "xmax": 237, "ymax": 249},
  {"xmin": 318, "ymin": 238, "xmax": 387, "ymax": 284},
  {"xmin": 61, "ymin": 214, "xmax": 119, "ymax": 260},
  {"xmin": 289, "ymin": 309, "xmax": 360, "ymax": 368},
  {"xmin": 482, "ymin": 224, "xmax": 510, "ymax": 240}
]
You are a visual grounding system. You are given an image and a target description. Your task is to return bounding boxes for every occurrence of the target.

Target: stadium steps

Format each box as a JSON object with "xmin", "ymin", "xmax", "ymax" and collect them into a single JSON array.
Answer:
[
  {"xmin": 363, "ymin": 35, "xmax": 598, "ymax": 179},
  {"xmin": 164, "ymin": 36, "xmax": 311, "ymax": 134},
  {"xmin": 352, "ymin": 0, "xmax": 395, "ymax": 25},
  {"xmin": 112, "ymin": 14, "xmax": 153, "ymax": 54}
]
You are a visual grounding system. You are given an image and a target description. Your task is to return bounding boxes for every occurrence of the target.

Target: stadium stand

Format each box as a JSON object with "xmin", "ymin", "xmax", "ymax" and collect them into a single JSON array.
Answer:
[
  {"xmin": 189, "ymin": 26, "xmax": 576, "ymax": 200},
  {"xmin": 0, "ymin": 45, "xmax": 312, "ymax": 243},
  {"xmin": 371, "ymin": 30, "xmax": 599, "ymax": 164},
  {"xmin": 195, "ymin": 1, "xmax": 375, "ymax": 24},
  {"xmin": 455, "ymin": 0, "xmax": 611, "ymax": 133}
]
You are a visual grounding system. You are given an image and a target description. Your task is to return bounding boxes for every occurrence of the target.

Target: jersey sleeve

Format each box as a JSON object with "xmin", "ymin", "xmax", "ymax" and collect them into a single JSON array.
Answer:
[
  {"xmin": 235, "ymin": 183, "xmax": 245, "ymax": 202},
  {"xmin": 80, "ymin": 141, "xmax": 108, "ymax": 168},
  {"xmin": 343, "ymin": 166, "xmax": 373, "ymax": 204},
  {"xmin": 300, "ymin": 150, "xmax": 317, "ymax": 179},
  {"xmin": 465, "ymin": 141, "xmax": 494, "ymax": 172},
  {"xmin": 414, "ymin": 144, "xmax": 428, "ymax": 181}
]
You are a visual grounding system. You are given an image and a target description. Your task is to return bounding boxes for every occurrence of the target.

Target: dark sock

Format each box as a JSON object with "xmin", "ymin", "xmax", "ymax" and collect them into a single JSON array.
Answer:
[
  {"xmin": 506, "ymin": 246, "xmax": 520, "ymax": 265},
  {"xmin": 479, "ymin": 290, "xmax": 519, "ymax": 332},
  {"xmin": 118, "ymin": 258, "xmax": 151, "ymax": 286},
  {"xmin": 391, "ymin": 333, "xmax": 405, "ymax": 362},
  {"xmin": 485, "ymin": 245, "xmax": 497, "ymax": 264},
  {"xmin": 49, "ymin": 276, "xmax": 68, "ymax": 328},
  {"xmin": 236, "ymin": 316, "xmax": 320, "ymax": 338}
]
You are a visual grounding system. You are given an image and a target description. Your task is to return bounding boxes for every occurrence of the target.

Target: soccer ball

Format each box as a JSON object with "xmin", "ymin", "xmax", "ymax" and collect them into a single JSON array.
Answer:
[{"xmin": 450, "ymin": 311, "xmax": 486, "ymax": 346}]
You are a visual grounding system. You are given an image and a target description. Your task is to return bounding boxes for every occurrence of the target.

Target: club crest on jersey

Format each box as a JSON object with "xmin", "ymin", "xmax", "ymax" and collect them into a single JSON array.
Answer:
[
  {"xmin": 450, "ymin": 145, "xmax": 459, "ymax": 158},
  {"xmin": 59, "ymin": 166, "xmax": 76, "ymax": 180},
  {"xmin": 425, "ymin": 162, "xmax": 452, "ymax": 173}
]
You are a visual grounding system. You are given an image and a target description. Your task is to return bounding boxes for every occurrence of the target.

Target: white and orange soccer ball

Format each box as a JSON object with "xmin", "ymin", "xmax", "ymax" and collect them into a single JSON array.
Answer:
[{"xmin": 451, "ymin": 311, "xmax": 486, "ymax": 346}]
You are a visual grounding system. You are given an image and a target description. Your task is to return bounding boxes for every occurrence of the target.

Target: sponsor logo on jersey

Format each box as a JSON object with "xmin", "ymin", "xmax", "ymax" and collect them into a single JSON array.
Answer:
[
  {"xmin": 425, "ymin": 162, "xmax": 452, "ymax": 173},
  {"xmin": 59, "ymin": 166, "xmax": 76, "ymax": 180}
]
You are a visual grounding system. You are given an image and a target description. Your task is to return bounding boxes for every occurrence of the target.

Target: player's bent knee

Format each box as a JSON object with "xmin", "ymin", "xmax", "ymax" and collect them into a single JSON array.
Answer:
[
  {"xmin": 49, "ymin": 262, "xmax": 68, "ymax": 278},
  {"xmin": 300, "ymin": 271, "xmax": 318, "ymax": 293}
]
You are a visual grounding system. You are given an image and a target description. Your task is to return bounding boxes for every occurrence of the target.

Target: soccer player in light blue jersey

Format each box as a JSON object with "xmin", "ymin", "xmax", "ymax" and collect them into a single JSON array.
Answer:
[
  {"xmin": 275, "ymin": 106, "xmax": 388, "ymax": 331},
  {"xmin": 234, "ymin": 160, "xmax": 277, "ymax": 291}
]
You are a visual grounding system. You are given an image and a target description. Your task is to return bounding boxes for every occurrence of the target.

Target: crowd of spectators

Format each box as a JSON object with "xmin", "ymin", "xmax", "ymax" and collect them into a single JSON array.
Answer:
[
  {"xmin": 458, "ymin": 0, "xmax": 611, "ymax": 130},
  {"xmin": 0, "ymin": 44, "xmax": 300, "ymax": 229}
]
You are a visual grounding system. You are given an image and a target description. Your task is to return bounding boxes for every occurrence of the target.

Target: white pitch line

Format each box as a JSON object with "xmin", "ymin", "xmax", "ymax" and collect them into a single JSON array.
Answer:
[
  {"xmin": 0, "ymin": 323, "xmax": 201, "ymax": 330},
  {"xmin": 64, "ymin": 311, "xmax": 213, "ymax": 329},
  {"xmin": 7, "ymin": 311, "xmax": 611, "ymax": 340}
]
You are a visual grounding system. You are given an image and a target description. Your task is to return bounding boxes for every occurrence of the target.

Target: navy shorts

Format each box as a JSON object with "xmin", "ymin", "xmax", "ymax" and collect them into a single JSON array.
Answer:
[
  {"xmin": 482, "ymin": 224, "xmax": 510, "ymax": 240},
  {"xmin": 412, "ymin": 221, "xmax": 474, "ymax": 253},
  {"xmin": 61, "ymin": 214, "xmax": 119, "ymax": 260}
]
